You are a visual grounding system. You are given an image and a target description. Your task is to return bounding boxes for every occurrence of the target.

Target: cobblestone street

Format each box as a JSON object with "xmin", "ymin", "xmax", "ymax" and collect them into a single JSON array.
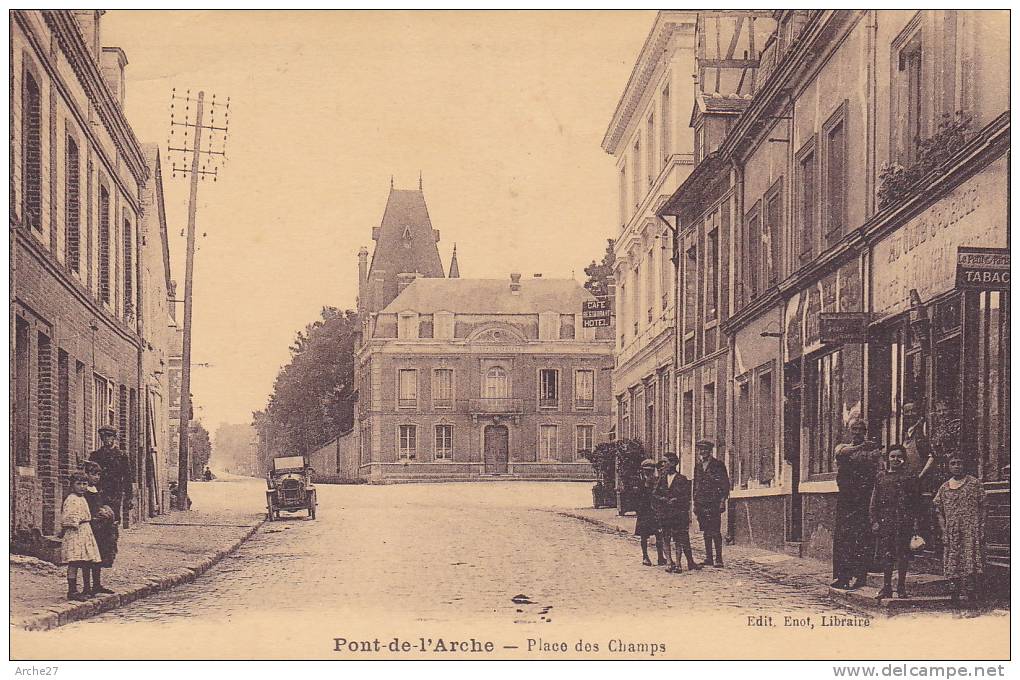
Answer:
[{"xmin": 13, "ymin": 482, "xmax": 1009, "ymax": 660}]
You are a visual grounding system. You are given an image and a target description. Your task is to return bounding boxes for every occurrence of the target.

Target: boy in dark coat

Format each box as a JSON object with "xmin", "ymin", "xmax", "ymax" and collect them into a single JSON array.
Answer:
[
  {"xmin": 82, "ymin": 461, "xmax": 117, "ymax": 595},
  {"xmin": 634, "ymin": 459, "xmax": 666, "ymax": 566},
  {"xmin": 693, "ymin": 440, "xmax": 730, "ymax": 567},
  {"xmin": 870, "ymin": 445, "xmax": 921, "ymax": 599},
  {"xmin": 652, "ymin": 453, "xmax": 701, "ymax": 573}
]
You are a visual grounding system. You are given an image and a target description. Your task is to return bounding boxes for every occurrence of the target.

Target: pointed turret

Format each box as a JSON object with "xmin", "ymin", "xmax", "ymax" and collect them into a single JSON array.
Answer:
[
  {"xmin": 365, "ymin": 181, "xmax": 445, "ymax": 314},
  {"xmin": 448, "ymin": 243, "xmax": 460, "ymax": 278}
]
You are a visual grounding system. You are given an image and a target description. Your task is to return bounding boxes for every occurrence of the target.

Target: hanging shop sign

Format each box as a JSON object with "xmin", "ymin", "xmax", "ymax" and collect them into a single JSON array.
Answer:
[
  {"xmin": 819, "ymin": 312, "xmax": 871, "ymax": 344},
  {"xmin": 956, "ymin": 247, "xmax": 1010, "ymax": 291},
  {"xmin": 582, "ymin": 297, "xmax": 612, "ymax": 328}
]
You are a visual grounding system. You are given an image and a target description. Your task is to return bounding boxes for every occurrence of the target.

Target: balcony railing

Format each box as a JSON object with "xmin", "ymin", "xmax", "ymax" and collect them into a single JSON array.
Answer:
[
  {"xmin": 397, "ymin": 398, "xmax": 417, "ymax": 409},
  {"xmin": 469, "ymin": 398, "xmax": 524, "ymax": 414},
  {"xmin": 538, "ymin": 396, "xmax": 559, "ymax": 409},
  {"xmin": 574, "ymin": 398, "xmax": 595, "ymax": 409},
  {"xmin": 433, "ymin": 397, "xmax": 453, "ymax": 409}
]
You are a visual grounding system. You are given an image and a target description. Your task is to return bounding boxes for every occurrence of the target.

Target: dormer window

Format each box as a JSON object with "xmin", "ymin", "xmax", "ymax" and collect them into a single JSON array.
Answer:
[
  {"xmin": 397, "ymin": 312, "xmax": 419, "ymax": 339},
  {"xmin": 402, "ymin": 226, "xmax": 412, "ymax": 248}
]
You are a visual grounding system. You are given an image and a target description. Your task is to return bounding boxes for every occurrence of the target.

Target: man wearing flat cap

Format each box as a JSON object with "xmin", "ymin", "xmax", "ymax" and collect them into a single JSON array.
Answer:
[
  {"xmin": 693, "ymin": 440, "xmax": 730, "ymax": 567},
  {"xmin": 652, "ymin": 452, "xmax": 701, "ymax": 573},
  {"xmin": 89, "ymin": 426, "xmax": 133, "ymax": 525}
]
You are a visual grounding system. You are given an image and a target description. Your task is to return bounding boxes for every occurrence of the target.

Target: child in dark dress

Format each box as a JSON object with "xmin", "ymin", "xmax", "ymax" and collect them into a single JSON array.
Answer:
[
  {"xmin": 870, "ymin": 445, "xmax": 921, "ymax": 599},
  {"xmin": 634, "ymin": 459, "xmax": 666, "ymax": 566},
  {"xmin": 83, "ymin": 461, "xmax": 117, "ymax": 596}
]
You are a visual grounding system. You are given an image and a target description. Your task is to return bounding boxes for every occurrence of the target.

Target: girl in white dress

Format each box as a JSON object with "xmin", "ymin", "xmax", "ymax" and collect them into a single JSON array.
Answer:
[{"xmin": 61, "ymin": 471, "xmax": 102, "ymax": 601}]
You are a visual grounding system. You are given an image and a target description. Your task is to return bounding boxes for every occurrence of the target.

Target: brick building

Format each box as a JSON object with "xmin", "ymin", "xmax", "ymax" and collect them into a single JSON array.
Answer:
[
  {"xmin": 11, "ymin": 10, "xmax": 173, "ymax": 552},
  {"xmin": 353, "ymin": 184, "xmax": 613, "ymax": 482}
]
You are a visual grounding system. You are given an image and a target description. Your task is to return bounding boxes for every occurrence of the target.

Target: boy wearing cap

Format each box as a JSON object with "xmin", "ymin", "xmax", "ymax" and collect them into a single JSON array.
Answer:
[
  {"xmin": 652, "ymin": 453, "xmax": 701, "ymax": 573},
  {"xmin": 634, "ymin": 459, "xmax": 666, "ymax": 566}
]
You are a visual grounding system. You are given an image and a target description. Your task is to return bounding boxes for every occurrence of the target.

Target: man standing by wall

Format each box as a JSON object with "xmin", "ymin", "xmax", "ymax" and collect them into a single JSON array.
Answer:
[
  {"xmin": 89, "ymin": 426, "xmax": 134, "ymax": 527},
  {"xmin": 693, "ymin": 440, "xmax": 729, "ymax": 568},
  {"xmin": 831, "ymin": 419, "xmax": 882, "ymax": 589}
]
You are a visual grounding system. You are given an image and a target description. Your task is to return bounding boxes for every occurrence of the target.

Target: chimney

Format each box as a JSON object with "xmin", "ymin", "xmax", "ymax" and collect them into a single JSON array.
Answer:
[
  {"xmin": 72, "ymin": 10, "xmax": 103, "ymax": 60},
  {"xmin": 533, "ymin": 273, "xmax": 543, "ymax": 278},
  {"xmin": 358, "ymin": 247, "xmax": 369, "ymax": 287},
  {"xmin": 397, "ymin": 272, "xmax": 417, "ymax": 295},
  {"xmin": 510, "ymin": 272, "xmax": 522, "ymax": 295},
  {"xmin": 100, "ymin": 47, "xmax": 128, "ymax": 108}
]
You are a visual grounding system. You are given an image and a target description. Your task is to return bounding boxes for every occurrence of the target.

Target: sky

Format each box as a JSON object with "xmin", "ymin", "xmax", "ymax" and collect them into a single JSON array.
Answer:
[{"xmin": 102, "ymin": 10, "xmax": 656, "ymax": 429}]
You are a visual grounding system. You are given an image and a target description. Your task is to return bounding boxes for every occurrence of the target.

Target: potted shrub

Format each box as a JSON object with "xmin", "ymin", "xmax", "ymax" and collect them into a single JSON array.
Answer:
[
  {"xmin": 582, "ymin": 443, "xmax": 618, "ymax": 509},
  {"xmin": 614, "ymin": 439, "xmax": 647, "ymax": 516}
]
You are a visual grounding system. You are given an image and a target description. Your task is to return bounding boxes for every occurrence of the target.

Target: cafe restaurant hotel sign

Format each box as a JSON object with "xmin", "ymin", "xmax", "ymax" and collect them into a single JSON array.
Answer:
[
  {"xmin": 957, "ymin": 246, "xmax": 1009, "ymax": 290},
  {"xmin": 582, "ymin": 297, "xmax": 612, "ymax": 328}
]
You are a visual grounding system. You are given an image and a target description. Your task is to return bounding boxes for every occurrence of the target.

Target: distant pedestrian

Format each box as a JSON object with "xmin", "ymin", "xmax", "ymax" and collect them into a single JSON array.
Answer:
[
  {"xmin": 83, "ymin": 461, "xmax": 117, "ymax": 595},
  {"xmin": 831, "ymin": 419, "xmax": 882, "ymax": 590},
  {"xmin": 61, "ymin": 472, "xmax": 102, "ymax": 601},
  {"xmin": 692, "ymin": 440, "xmax": 729, "ymax": 568},
  {"xmin": 169, "ymin": 481, "xmax": 192, "ymax": 510},
  {"xmin": 870, "ymin": 445, "xmax": 921, "ymax": 599},
  {"xmin": 933, "ymin": 455, "xmax": 986, "ymax": 603},
  {"xmin": 634, "ymin": 459, "xmax": 666, "ymax": 566},
  {"xmin": 89, "ymin": 426, "xmax": 133, "ymax": 525},
  {"xmin": 203, "ymin": 466, "xmax": 213, "ymax": 482},
  {"xmin": 652, "ymin": 453, "xmax": 701, "ymax": 574}
]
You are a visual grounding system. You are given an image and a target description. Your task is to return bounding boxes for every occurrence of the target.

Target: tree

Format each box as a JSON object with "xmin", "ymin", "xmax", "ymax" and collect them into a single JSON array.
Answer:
[
  {"xmin": 213, "ymin": 423, "xmax": 257, "ymax": 476},
  {"xmin": 254, "ymin": 307, "xmax": 359, "ymax": 458},
  {"xmin": 188, "ymin": 420, "xmax": 212, "ymax": 480},
  {"xmin": 584, "ymin": 238, "xmax": 616, "ymax": 298}
]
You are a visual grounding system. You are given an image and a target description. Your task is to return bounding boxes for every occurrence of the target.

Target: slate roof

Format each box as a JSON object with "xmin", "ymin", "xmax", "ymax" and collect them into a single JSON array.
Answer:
[
  {"xmin": 368, "ymin": 187, "xmax": 445, "ymax": 281},
  {"xmin": 380, "ymin": 278, "xmax": 595, "ymax": 315}
]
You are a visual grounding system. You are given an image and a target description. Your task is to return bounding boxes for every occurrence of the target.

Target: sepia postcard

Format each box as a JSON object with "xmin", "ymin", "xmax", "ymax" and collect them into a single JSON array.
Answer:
[{"xmin": 8, "ymin": 8, "xmax": 1011, "ymax": 668}]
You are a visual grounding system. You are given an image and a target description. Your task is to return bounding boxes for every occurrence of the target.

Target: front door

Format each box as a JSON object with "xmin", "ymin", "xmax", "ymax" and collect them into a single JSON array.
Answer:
[{"xmin": 484, "ymin": 425, "xmax": 509, "ymax": 474}]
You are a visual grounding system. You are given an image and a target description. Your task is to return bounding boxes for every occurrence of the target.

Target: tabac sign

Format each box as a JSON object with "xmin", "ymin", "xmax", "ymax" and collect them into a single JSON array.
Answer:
[
  {"xmin": 819, "ymin": 312, "xmax": 870, "ymax": 345},
  {"xmin": 582, "ymin": 297, "xmax": 612, "ymax": 328},
  {"xmin": 956, "ymin": 247, "xmax": 1010, "ymax": 290}
]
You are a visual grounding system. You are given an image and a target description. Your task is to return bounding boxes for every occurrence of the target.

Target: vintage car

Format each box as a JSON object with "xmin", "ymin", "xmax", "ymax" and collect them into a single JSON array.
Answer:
[{"xmin": 266, "ymin": 455, "xmax": 317, "ymax": 520}]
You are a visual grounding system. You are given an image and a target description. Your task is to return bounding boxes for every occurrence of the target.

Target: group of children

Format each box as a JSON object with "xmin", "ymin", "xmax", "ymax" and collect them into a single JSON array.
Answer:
[{"xmin": 61, "ymin": 461, "xmax": 119, "ymax": 601}]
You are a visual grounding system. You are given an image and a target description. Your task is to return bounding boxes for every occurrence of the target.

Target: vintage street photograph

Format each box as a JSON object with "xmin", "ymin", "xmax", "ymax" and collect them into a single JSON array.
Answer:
[{"xmin": 8, "ymin": 8, "xmax": 1011, "ymax": 667}]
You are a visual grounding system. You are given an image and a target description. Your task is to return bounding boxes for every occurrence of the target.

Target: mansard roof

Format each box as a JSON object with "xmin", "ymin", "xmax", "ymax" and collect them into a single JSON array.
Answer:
[{"xmin": 380, "ymin": 278, "xmax": 594, "ymax": 315}]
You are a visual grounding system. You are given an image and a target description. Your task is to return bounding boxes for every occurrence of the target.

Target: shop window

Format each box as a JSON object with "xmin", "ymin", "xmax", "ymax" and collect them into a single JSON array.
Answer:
[
  {"xmin": 976, "ymin": 291, "xmax": 1009, "ymax": 480},
  {"xmin": 756, "ymin": 370, "xmax": 775, "ymax": 485},
  {"xmin": 432, "ymin": 369, "xmax": 453, "ymax": 408},
  {"xmin": 807, "ymin": 350, "xmax": 843, "ymax": 477}
]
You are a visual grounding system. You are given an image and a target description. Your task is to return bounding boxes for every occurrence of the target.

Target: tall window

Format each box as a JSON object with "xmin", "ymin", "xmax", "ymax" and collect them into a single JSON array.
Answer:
[
  {"xmin": 484, "ymin": 366, "xmax": 508, "ymax": 398},
  {"xmin": 736, "ymin": 380, "xmax": 751, "ymax": 486},
  {"xmin": 539, "ymin": 369, "xmax": 559, "ymax": 407},
  {"xmin": 621, "ymin": 398, "xmax": 631, "ymax": 439},
  {"xmin": 809, "ymin": 350, "xmax": 843, "ymax": 476},
  {"xmin": 432, "ymin": 369, "xmax": 453, "ymax": 408},
  {"xmin": 897, "ymin": 30, "xmax": 924, "ymax": 165},
  {"xmin": 681, "ymin": 389, "xmax": 694, "ymax": 458},
  {"xmin": 619, "ymin": 164, "xmax": 627, "ymax": 227},
  {"xmin": 576, "ymin": 425, "xmax": 594, "ymax": 460},
  {"xmin": 764, "ymin": 181, "xmax": 783, "ymax": 285},
  {"xmin": 398, "ymin": 424, "xmax": 417, "ymax": 460},
  {"xmin": 796, "ymin": 139, "xmax": 817, "ymax": 265},
  {"xmin": 434, "ymin": 311, "xmax": 454, "ymax": 339},
  {"xmin": 660, "ymin": 238, "xmax": 671, "ymax": 310},
  {"xmin": 574, "ymin": 369, "xmax": 594, "ymax": 409},
  {"xmin": 397, "ymin": 313, "xmax": 418, "ymax": 339},
  {"xmin": 702, "ymin": 382, "xmax": 716, "ymax": 445},
  {"xmin": 397, "ymin": 369, "xmax": 417, "ymax": 408},
  {"xmin": 646, "ymin": 247, "xmax": 655, "ymax": 323},
  {"xmin": 619, "ymin": 282, "xmax": 627, "ymax": 346},
  {"xmin": 661, "ymin": 85, "xmax": 671, "ymax": 166},
  {"xmin": 659, "ymin": 371, "xmax": 671, "ymax": 452},
  {"xmin": 539, "ymin": 425, "xmax": 558, "ymax": 461},
  {"xmin": 705, "ymin": 229, "xmax": 718, "ymax": 321},
  {"xmin": 684, "ymin": 245, "xmax": 697, "ymax": 333},
  {"xmin": 434, "ymin": 424, "xmax": 453, "ymax": 460},
  {"xmin": 66, "ymin": 137, "xmax": 81, "ymax": 272},
  {"xmin": 756, "ymin": 370, "xmax": 776, "ymax": 484},
  {"xmin": 15, "ymin": 318, "xmax": 31, "ymax": 466},
  {"xmin": 632, "ymin": 138, "xmax": 642, "ymax": 209},
  {"xmin": 632, "ymin": 264, "xmax": 640, "ymax": 336},
  {"xmin": 646, "ymin": 113, "xmax": 656, "ymax": 187},
  {"xmin": 823, "ymin": 106, "xmax": 847, "ymax": 246},
  {"xmin": 93, "ymin": 374, "xmax": 114, "ymax": 451},
  {"xmin": 123, "ymin": 217, "xmax": 134, "ymax": 318},
  {"xmin": 22, "ymin": 71, "xmax": 42, "ymax": 230},
  {"xmin": 99, "ymin": 186, "xmax": 111, "ymax": 304},
  {"xmin": 744, "ymin": 204, "xmax": 761, "ymax": 301}
]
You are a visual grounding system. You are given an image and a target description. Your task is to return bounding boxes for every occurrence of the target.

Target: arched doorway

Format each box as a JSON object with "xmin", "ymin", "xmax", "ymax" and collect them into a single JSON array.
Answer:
[{"xmin": 484, "ymin": 425, "xmax": 509, "ymax": 474}]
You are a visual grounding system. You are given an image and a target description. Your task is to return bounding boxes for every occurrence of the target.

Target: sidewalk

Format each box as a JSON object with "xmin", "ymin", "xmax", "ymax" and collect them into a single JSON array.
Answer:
[
  {"xmin": 10, "ymin": 475, "xmax": 266, "ymax": 631},
  {"xmin": 559, "ymin": 507, "xmax": 834, "ymax": 591}
]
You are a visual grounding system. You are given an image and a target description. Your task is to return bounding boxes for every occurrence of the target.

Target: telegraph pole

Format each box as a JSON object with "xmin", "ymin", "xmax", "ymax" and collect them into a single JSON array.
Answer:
[{"xmin": 168, "ymin": 89, "xmax": 228, "ymax": 509}]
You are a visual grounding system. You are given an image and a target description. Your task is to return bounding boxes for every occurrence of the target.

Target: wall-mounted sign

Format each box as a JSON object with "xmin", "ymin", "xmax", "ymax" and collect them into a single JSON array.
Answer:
[
  {"xmin": 582, "ymin": 298, "xmax": 612, "ymax": 328},
  {"xmin": 819, "ymin": 312, "xmax": 870, "ymax": 345},
  {"xmin": 956, "ymin": 246, "xmax": 1009, "ymax": 290}
]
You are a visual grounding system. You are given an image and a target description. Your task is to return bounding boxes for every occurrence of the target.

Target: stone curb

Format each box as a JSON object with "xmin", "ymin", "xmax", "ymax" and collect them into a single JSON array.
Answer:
[{"xmin": 16, "ymin": 519, "xmax": 265, "ymax": 632}]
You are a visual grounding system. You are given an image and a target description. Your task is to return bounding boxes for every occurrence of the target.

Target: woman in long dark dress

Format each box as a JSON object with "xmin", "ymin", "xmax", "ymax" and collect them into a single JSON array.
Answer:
[{"xmin": 634, "ymin": 460, "xmax": 665, "ymax": 566}]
